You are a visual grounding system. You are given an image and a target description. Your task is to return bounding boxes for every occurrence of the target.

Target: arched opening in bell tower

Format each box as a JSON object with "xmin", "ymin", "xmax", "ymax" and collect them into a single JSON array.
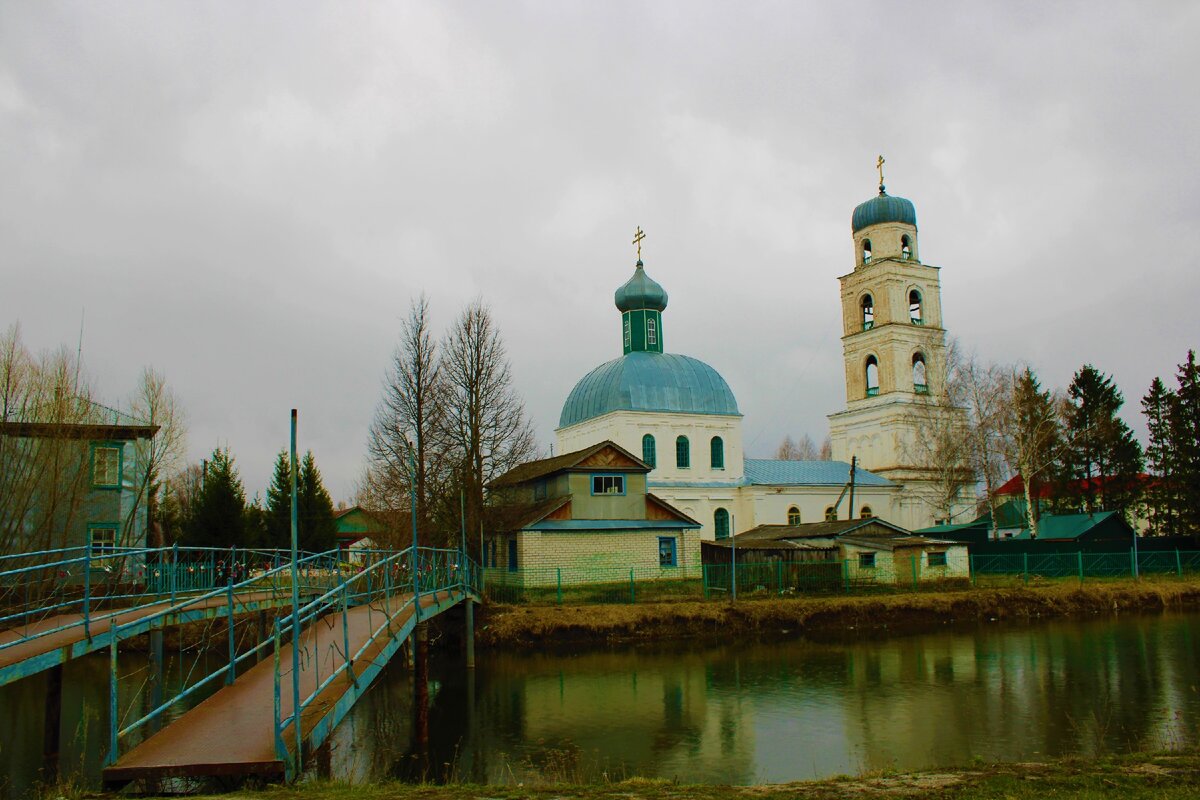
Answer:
[
  {"xmin": 861, "ymin": 294, "xmax": 874, "ymax": 330},
  {"xmin": 913, "ymin": 352, "xmax": 928, "ymax": 394},
  {"xmin": 865, "ymin": 355, "xmax": 880, "ymax": 397},
  {"xmin": 909, "ymin": 289, "xmax": 923, "ymax": 325},
  {"xmin": 901, "ymin": 235, "xmax": 912, "ymax": 260},
  {"xmin": 861, "ymin": 239, "xmax": 872, "ymax": 264}
]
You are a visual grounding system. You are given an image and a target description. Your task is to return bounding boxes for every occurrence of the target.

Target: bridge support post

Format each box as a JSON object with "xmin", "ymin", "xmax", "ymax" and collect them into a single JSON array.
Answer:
[
  {"xmin": 414, "ymin": 622, "xmax": 429, "ymax": 752},
  {"xmin": 148, "ymin": 627, "xmax": 164, "ymax": 731},
  {"xmin": 465, "ymin": 600, "xmax": 475, "ymax": 670},
  {"xmin": 41, "ymin": 664, "xmax": 63, "ymax": 782},
  {"xmin": 256, "ymin": 611, "xmax": 269, "ymax": 663}
]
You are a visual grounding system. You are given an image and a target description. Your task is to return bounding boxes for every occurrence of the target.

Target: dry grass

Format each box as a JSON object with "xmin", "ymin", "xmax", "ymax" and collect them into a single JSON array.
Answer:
[{"xmin": 476, "ymin": 577, "xmax": 1200, "ymax": 647}]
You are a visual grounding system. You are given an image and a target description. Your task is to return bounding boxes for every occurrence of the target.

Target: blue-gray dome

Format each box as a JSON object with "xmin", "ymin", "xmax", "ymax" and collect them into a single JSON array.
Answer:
[
  {"xmin": 559, "ymin": 351, "xmax": 740, "ymax": 428},
  {"xmin": 852, "ymin": 191, "xmax": 917, "ymax": 233},
  {"xmin": 614, "ymin": 261, "xmax": 668, "ymax": 312}
]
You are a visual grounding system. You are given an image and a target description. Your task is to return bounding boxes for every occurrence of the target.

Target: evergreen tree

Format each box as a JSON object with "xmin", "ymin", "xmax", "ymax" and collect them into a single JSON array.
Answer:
[
  {"xmin": 1059, "ymin": 365, "xmax": 1144, "ymax": 518},
  {"xmin": 297, "ymin": 451, "xmax": 337, "ymax": 552},
  {"xmin": 264, "ymin": 449, "xmax": 294, "ymax": 549},
  {"xmin": 1172, "ymin": 350, "xmax": 1200, "ymax": 533},
  {"xmin": 181, "ymin": 448, "xmax": 246, "ymax": 548},
  {"xmin": 1142, "ymin": 376, "xmax": 1178, "ymax": 535},
  {"xmin": 243, "ymin": 494, "xmax": 269, "ymax": 550}
]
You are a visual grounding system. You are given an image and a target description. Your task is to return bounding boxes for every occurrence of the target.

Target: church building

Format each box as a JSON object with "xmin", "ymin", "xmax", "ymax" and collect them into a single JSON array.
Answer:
[{"xmin": 554, "ymin": 172, "xmax": 972, "ymax": 544}]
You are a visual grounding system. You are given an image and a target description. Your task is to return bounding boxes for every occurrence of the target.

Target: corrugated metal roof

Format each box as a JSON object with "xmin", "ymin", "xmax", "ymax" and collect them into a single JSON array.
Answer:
[
  {"xmin": 1011, "ymin": 511, "xmax": 1124, "ymax": 540},
  {"xmin": 559, "ymin": 351, "xmax": 740, "ymax": 428},
  {"xmin": 528, "ymin": 519, "xmax": 699, "ymax": 531},
  {"xmin": 743, "ymin": 459, "xmax": 894, "ymax": 487}
]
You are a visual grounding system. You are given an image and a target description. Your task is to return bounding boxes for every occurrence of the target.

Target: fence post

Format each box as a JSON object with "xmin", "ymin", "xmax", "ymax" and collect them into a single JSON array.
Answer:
[
  {"xmin": 1176, "ymin": 549, "xmax": 1183, "ymax": 577},
  {"xmin": 1077, "ymin": 551, "xmax": 1084, "ymax": 585},
  {"xmin": 556, "ymin": 568, "xmax": 562, "ymax": 605},
  {"xmin": 1022, "ymin": 552, "xmax": 1029, "ymax": 586},
  {"xmin": 83, "ymin": 541, "xmax": 92, "ymax": 642},
  {"xmin": 342, "ymin": 583, "xmax": 355, "ymax": 687},
  {"xmin": 107, "ymin": 635, "xmax": 118, "ymax": 765},
  {"xmin": 777, "ymin": 559, "xmax": 783, "ymax": 596},
  {"xmin": 629, "ymin": 569, "xmax": 635, "ymax": 604},
  {"xmin": 911, "ymin": 555, "xmax": 918, "ymax": 590},
  {"xmin": 702, "ymin": 565, "xmax": 709, "ymax": 600},
  {"xmin": 842, "ymin": 559, "xmax": 850, "ymax": 593},
  {"xmin": 970, "ymin": 554, "xmax": 975, "ymax": 587},
  {"xmin": 170, "ymin": 542, "xmax": 178, "ymax": 606},
  {"xmin": 226, "ymin": 578, "xmax": 236, "ymax": 685},
  {"xmin": 1130, "ymin": 547, "xmax": 1137, "ymax": 580}
]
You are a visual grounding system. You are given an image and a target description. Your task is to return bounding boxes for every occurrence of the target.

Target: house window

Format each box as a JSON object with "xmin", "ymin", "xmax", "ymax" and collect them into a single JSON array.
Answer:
[
  {"xmin": 658, "ymin": 536, "xmax": 678, "ymax": 568},
  {"xmin": 861, "ymin": 294, "xmax": 874, "ymax": 330},
  {"xmin": 534, "ymin": 480, "xmax": 548, "ymax": 501},
  {"xmin": 787, "ymin": 506, "xmax": 801, "ymax": 525},
  {"xmin": 865, "ymin": 356, "xmax": 880, "ymax": 397},
  {"xmin": 859, "ymin": 552, "xmax": 876, "ymax": 569},
  {"xmin": 824, "ymin": 506, "xmax": 837, "ymax": 522},
  {"xmin": 860, "ymin": 506, "xmax": 873, "ymax": 519},
  {"xmin": 928, "ymin": 551, "xmax": 948, "ymax": 567},
  {"xmin": 676, "ymin": 436, "xmax": 690, "ymax": 469},
  {"xmin": 862, "ymin": 239, "xmax": 872, "ymax": 264},
  {"xmin": 710, "ymin": 436, "xmax": 724, "ymax": 470},
  {"xmin": 642, "ymin": 434, "xmax": 656, "ymax": 468},
  {"xmin": 901, "ymin": 235, "xmax": 912, "ymax": 260},
  {"xmin": 89, "ymin": 525, "xmax": 118, "ymax": 554},
  {"xmin": 714, "ymin": 507, "xmax": 730, "ymax": 540},
  {"xmin": 591, "ymin": 475, "xmax": 626, "ymax": 495},
  {"xmin": 92, "ymin": 444, "xmax": 122, "ymax": 488},
  {"xmin": 909, "ymin": 289, "xmax": 923, "ymax": 325},
  {"xmin": 647, "ymin": 317, "xmax": 657, "ymax": 345},
  {"xmin": 913, "ymin": 352, "xmax": 928, "ymax": 394}
]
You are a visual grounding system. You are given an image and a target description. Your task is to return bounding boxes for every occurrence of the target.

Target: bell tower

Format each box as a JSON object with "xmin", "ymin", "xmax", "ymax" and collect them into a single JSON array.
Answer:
[{"xmin": 827, "ymin": 160, "xmax": 970, "ymax": 529}]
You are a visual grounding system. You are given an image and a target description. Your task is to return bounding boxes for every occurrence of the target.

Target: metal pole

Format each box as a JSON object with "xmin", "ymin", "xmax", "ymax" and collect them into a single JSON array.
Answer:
[
  {"xmin": 170, "ymin": 542, "xmax": 178, "ymax": 606},
  {"xmin": 107, "ymin": 636, "xmax": 118, "ymax": 765},
  {"xmin": 1132, "ymin": 533, "xmax": 1140, "ymax": 580},
  {"xmin": 83, "ymin": 540, "xmax": 92, "ymax": 641},
  {"xmin": 408, "ymin": 440, "xmax": 420, "ymax": 621},
  {"xmin": 226, "ymin": 578, "xmax": 236, "ymax": 685},
  {"xmin": 289, "ymin": 409, "xmax": 302, "ymax": 776},
  {"xmin": 460, "ymin": 489, "xmax": 467, "ymax": 588},
  {"xmin": 465, "ymin": 599, "xmax": 475, "ymax": 669},
  {"xmin": 847, "ymin": 456, "xmax": 857, "ymax": 521},
  {"xmin": 730, "ymin": 513, "xmax": 737, "ymax": 602}
]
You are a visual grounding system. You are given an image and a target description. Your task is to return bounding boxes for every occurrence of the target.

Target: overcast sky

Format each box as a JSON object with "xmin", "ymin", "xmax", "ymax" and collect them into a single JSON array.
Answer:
[{"xmin": 2, "ymin": 2, "xmax": 1197, "ymax": 501}]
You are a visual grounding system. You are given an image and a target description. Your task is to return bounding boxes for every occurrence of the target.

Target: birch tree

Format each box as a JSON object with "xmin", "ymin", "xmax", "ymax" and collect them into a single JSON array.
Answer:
[{"xmin": 999, "ymin": 367, "xmax": 1063, "ymax": 539}]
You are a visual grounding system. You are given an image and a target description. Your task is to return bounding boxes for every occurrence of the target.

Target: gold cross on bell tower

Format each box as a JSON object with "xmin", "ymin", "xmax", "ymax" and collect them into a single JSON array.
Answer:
[
  {"xmin": 876, "ymin": 154, "xmax": 886, "ymax": 194},
  {"xmin": 632, "ymin": 226, "xmax": 646, "ymax": 261}
]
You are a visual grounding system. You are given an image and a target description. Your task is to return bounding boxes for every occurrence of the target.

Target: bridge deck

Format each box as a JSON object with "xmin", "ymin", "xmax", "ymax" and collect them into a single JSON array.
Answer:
[
  {"xmin": 103, "ymin": 590, "xmax": 460, "ymax": 782},
  {"xmin": 0, "ymin": 590, "xmax": 295, "ymax": 686}
]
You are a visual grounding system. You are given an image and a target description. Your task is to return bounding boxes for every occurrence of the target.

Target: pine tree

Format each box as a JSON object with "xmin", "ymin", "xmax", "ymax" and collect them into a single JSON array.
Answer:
[
  {"xmin": 182, "ymin": 448, "xmax": 246, "ymax": 548},
  {"xmin": 264, "ymin": 449, "xmax": 293, "ymax": 549},
  {"xmin": 1172, "ymin": 350, "xmax": 1200, "ymax": 533},
  {"xmin": 1142, "ymin": 377, "xmax": 1177, "ymax": 535},
  {"xmin": 1060, "ymin": 365, "xmax": 1144, "ymax": 518},
  {"xmin": 297, "ymin": 451, "xmax": 337, "ymax": 553}
]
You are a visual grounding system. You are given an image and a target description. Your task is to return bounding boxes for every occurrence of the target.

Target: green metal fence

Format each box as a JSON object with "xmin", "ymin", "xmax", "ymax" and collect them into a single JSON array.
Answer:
[{"xmin": 482, "ymin": 549, "xmax": 1200, "ymax": 606}]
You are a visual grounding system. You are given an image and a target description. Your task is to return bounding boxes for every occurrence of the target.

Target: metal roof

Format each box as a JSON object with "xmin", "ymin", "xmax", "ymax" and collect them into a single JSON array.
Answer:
[
  {"xmin": 743, "ymin": 459, "xmax": 894, "ymax": 487},
  {"xmin": 528, "ymin": 519, "xmax": 699, "ymax": 531},
  {"xmin": 559, "ymin": 351, "xmax": 740, "ymax": 428},
  {"xmin": 851, "ymin": 191, "xmax": 917, "ymax": 233},
  {"xmin": 614, "ymin": 261, "xmax": 668, "ymax": 312}
]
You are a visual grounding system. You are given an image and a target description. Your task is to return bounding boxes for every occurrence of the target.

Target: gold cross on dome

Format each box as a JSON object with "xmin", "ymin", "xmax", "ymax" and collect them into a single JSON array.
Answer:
[
  {"xmin": 632, "ymin": 226, "xmax": 646, "ymax": 261},
  {"xmin": 876, "ymin": 154, "xmax": 886, "ymax": 190}
]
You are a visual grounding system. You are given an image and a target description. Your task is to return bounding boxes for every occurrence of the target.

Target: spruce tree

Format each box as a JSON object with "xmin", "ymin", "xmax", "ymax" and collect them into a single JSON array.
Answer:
[
  {"xmin": 1060, "ymin": 365, "xmax": 1144, "ymax": 517},
  {"xmin": 182, "ymin": 448, "xmax": 246, "ymax": 548},
  {"xmin": 264, "ymin": 449, "xmax": 294, "ymax": 549},
  {"xmin": 1142, "ymin": 376, "xmax": 1177, "ymax": 535},
  {"xmin": 297, "ymin": 451, "xmax": 337, "ymax": 553},
  {"xmin": 1172, "ymin": 350, "xmax": 1200, "ymax": 533}
]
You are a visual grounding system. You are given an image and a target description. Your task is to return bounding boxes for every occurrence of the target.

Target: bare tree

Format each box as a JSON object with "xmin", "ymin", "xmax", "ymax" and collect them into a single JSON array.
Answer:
[
  {"xmin": 127, "ymin": 367, "xmax": 186, "ymax": 547},
  {"xmin": 366, "ymin": 296, "xmax": 445, "ymax": 540},
  {"xmin": 775, "ymin": 434, "xmax": 820, "ymax": 460},
  {"xmin": 998, "ymin": 367, "xmax": 1064, "ymax": 539},
  {"xmin": 957, "ymin": 354, "xmax": 1009, "ymax": 537},
  {"xmin": 438, "ymin": 299, "xmax": 537, "ymax": 551},
  {"xmin": 818, "ymin": 436, "xmax": 833, "ymax": 461}
]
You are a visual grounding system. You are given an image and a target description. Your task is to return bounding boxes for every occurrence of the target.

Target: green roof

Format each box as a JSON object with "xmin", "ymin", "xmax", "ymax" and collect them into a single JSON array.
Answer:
[
  {"xmin": 852, "ymin": 191, "xmax": 917, "ymax": 233},
  {"xmin": 1012, "ymin": 511, "xmax": 1125, "ymax": 540}
]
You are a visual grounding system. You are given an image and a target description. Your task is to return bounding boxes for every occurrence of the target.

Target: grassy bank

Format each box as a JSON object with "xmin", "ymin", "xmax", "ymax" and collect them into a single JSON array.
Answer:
[
  {"xmin": 143, "ymin": 750, "xmax": 1200, "ymax": 800},
  {"xmin": 476, "ymin": 577, "xmax": 1200, "ymax": 647}
]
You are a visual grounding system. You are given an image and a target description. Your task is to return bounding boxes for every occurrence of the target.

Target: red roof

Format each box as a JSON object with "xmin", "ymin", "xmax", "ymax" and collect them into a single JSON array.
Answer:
[{"xmin": 997, "ymin": 473, "xmax": 1152, "ymax": 499}]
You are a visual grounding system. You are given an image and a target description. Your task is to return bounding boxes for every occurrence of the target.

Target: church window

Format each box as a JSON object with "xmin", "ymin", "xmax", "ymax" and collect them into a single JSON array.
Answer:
[
  {"xmin": 824, "ymin": 506, "xmax": 837, "ymax": 522},
  {"xmin": 861, "ymin": 295, "xmax": 874, "ymax": 330},
  {"xmin": 676, "ymin": 436, "xmax": 690, "ymax": 469},
  {"xmin": 787, "ymin": 506, "xmax": 801, "ymax": 525},
  {"xmin": 865, "ymin": 356, "xmax": 880, "ymax": 397},
  {"xmin": 913, "ymin": 353, "xmax": 928, "ymax": 394},
  {"xmin": 860, "ymin": 505, "xmax": 873, "ymax": 519},
  {"xmin": 642, "ymin": 434, "xmax": 656, "ymax": 468},
  {"xmin": 714, "ymin": 507, "xmax": 730, "ymax": 539},
  {"xmin": 909, "ymin": 290, "xmax": 923, "ymax": 325},
  {"xmin": 901, "ymin": 235, "xmax": 912, "ymax": 260},
  {"xmin": 646, "ymin": 317, "xmax": 657, "ymax": 345},
  {"xmin": 710, "ymin": 436, "xmax": 725, "ymax": 470},
  {"xmin": 862, "ymin": 239, "xmax": 872, "ymax": 264}
]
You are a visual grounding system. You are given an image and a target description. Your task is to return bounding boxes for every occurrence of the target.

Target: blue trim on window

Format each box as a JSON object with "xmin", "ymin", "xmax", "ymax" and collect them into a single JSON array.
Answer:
[
  {"xmin": 658, "ymin": 536, "xmax": 677, "ymax": 568},
  {"xmin": 859, "ymin": 552, "xmax": 876, "ymax": 568},
  {"xmin": 88, "ymin": 522, "xmax": 119, "ymax": 552},
  {"xmin": 710, "ymin": 436, "xmax": 724, "ymax": 470},
  {"xmin": 642, "ymin": 434, "xmax": 656, "ymax": 469},
  {"xmin": 714, "ymin": 507, "xmax": 730, "ymax": 539},
  {"xmin": 90, "ymin": 441, "xmax": 124, "ymax": 490},
  {"xmin": 590, "ymin": 473, "xmax": 627, "ymax": 496},
  {"xmin": 676, "ymin": 435, "xmax": 690, "ymax": 469}
]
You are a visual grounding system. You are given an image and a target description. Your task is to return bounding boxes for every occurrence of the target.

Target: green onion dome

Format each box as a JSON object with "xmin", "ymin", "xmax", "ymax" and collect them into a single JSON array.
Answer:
[
  {"xmin": 614, "ymin": 261, "xmax": 668, "ymax": 312},
  {"xmin": 851, "ymin": 190, "xmax": 917, "ymax": 233}
]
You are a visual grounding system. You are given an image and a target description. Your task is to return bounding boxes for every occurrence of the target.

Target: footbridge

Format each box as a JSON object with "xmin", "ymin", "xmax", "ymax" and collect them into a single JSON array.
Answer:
[{"xmin": 0, "ymin": 544, "xmax": 481, "ymax": 785}]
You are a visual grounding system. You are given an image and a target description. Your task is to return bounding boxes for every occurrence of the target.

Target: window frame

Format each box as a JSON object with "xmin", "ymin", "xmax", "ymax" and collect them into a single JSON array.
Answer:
[
  {"xmin": 710, "ymin": 436, "xmax": 725, "ymax": 470},
  {"xmin": 646, "ymin": 316, "xmax": 657, "ymax": 345},
  {"xmin": 658, "ymin": 536, "xmax": 678, "ymax": 568},
  {"xmin": 787, "ymin": 506, "xmax": 801, "ymax": 526},
  {"xmin": 675, "ymin": 435, "xmax": 690, "ymax": 469},
  {"xmin": 642, "ymin": 433, "xmax": 656, "ymax": 469},
  {"xmin": 858, "ymin": 551, "xmax": 876, "ymax": 569},
  {"xmin": 860, "ymin": 505, "xmax": 873, "ymax": 519},
  {"xmin": 534, "ymin": 480, "xmax": 548, "ymax": 501},
  {"xmin": 590, "ymin": 474, "xmax": 627, "ymax": 496},
  {"xmin": 88, "ymin": 523, "xmax": 119, "ymax": 554},
  {"xmin": 927, "ymin": 551, "xmax": 948, "ymax": 568},
  {"xmin": 714, "ymin": 507, "xmax": 730, "ymax": 540},
  {"xmin": 91, "ymin": 442, "xmax": 124, "ymax": 490}
]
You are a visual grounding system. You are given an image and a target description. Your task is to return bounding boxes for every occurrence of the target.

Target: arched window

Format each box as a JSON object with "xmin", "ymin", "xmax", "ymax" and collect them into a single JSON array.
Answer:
[
  {"xmin": 642, "ymin": 434, "xmax": 656, "ymax": 468},
  {"xmin": 860, "ymin": 505, "xmax": 873, "ymax": 519},
  {"xmin": 824, "ymin": 506, "xmax": 837, "ymax": 522},
  {"xmin": 912, "ymin": 353, "xmax": 928, "ymax": 394},
  {"xmin": 862, "ymin": 239, "xmax": 873, "ymax": 264},
  {"xmin": 787, "ymin": 506, "xmax": 801, "ymax": 525},
  {"xmin": 714, "ymin": 507, "xmax": 730, "ymax": 540},
  {"xmin": 710, "ymin": 436, "xmax": 724, "ymax": 470},
  {"xmin": 861, "ymin": 294, "xmax": 874, "ymax": 330},
  {"xmin": 901, "ymin": 235, "xmax": 912, "ymax": 260},
  {"xmin": 909, "ymin": 289, "xmax": 923, "ymax": 325},
  {"xmin": 676, "ymin": 436, "xmax": 690, "ymax": 469},
  {"xmin": 865, "ymin": 355, "xmax": 880, "ymax": 397}
]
